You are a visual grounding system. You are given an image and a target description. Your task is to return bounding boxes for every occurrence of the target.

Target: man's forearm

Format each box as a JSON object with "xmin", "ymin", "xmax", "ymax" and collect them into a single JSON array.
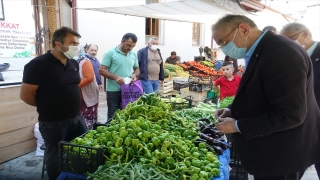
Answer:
[
  {"xmin": 21, "ymin": 95, "xmax": 37, "ymax": 106},
  {"xmin": 133, "ymin": 68, "xmax": 140, "ymax": 77},
  {"xmin": 99, "ymin": 69, "xmax": 119, "ymax": 80}
]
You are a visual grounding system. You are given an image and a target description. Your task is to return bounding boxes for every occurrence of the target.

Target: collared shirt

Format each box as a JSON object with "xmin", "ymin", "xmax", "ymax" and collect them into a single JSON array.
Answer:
[
  {"xmin": 307, "ymin": 41, "xmax": 318, "ymax": 57},
  {"xmin": 235, "ymin": 30, "xmax": 268, "ymax": 133},
  {"xmin": 101, "ymin": 46, "xmax": 138, "ymax": 92},
  {"xmin": 84, "ymin": 54, "xmax": 102, "ymax": 85},
  {"xmin": 243, "ymin": 30, "xmax": 268, "ymax": 67}
]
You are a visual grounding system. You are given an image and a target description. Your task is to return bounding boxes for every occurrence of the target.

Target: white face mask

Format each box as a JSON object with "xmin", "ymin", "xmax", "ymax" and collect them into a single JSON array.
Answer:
[
  {"xmin": 60, "ymin": 42, "xmax": 79, "ymax": 59},
  {"xmin": 294, "ymin": 33, "xmax": 306, "ymax": 49},
  {"xmin": 150, "ymin": 45, "xmax": 158, "ymax": 51}
]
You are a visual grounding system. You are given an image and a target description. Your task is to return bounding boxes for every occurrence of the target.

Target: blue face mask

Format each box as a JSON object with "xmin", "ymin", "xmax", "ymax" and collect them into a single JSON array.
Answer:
[{"xmin": 221, "ymin": 29, "xmax": 248, "ymax": 59}]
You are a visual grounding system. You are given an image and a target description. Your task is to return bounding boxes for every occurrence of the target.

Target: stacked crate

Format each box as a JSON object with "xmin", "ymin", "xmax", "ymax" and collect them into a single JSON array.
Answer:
[
  {"xmin": 159, "ymin": 78, "xmax": 173, "ymax": 97},
  {"xmin": 180, "ymin": 88, "xmax": 208, "ymax": 106}
]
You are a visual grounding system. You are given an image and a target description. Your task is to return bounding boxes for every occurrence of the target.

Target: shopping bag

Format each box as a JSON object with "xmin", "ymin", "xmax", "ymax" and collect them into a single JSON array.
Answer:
[{"xmin": 120, "ymin": 80, "xmax": 143, "ymax": 109}]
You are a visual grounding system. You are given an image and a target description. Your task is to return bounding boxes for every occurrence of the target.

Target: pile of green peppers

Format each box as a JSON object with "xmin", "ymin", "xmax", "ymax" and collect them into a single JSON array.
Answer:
[{"xmin": 73, "ymin": 93, "xmax": 221, "ymax": 179}]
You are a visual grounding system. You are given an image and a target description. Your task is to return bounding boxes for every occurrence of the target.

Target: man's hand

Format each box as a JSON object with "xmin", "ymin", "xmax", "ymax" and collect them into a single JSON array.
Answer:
[
  {"xmin": 115, "ymin": 77, "xmax": 125, "ymax": 85},
  {"xmin": 130, "ymin": 74, "xmax": 137, "ymax": 82},
  {"xmin": 99, "ymin": 85, "xmax": 103, "ymax": 92},
  {"xmin": 215, "ymin": 117, "xmax": 238, "ymax": 134},
  {"xmin": 159, "ymin": 80, "xmax": 163, "ymax": 84},
  {"xmin": 215, "ymin": 108, "xmax": 231, "ymax": 119}
]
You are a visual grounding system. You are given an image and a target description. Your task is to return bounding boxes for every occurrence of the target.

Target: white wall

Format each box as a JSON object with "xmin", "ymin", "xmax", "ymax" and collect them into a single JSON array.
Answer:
[{"xmin": 76, "ymin": 0, "xmax": 222, "ymax": 63}]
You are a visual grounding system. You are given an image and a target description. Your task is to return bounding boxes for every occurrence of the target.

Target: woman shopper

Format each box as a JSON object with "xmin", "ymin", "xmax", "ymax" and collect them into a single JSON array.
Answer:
[{"xmin": 78, "ymin": 54, "xmax": 99, "ymax": 129}]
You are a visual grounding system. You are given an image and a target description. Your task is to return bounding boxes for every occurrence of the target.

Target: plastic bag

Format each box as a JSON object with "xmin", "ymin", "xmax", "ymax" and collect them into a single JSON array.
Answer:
[
  {"xmin": 34, "ymin": 123, "xmax": 44, "ymax": 156},
  {"xmin": 120, "ymin": 80, "xmax": 143, "ymax": 109}
]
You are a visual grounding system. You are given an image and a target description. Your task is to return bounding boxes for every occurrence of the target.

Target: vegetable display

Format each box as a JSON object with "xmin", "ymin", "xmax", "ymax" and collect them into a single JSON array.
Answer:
[
  {"xmin": 71, "ymin": 94, "xmax": 223, "ymax": 180},
  {"xmin": 219, "ymin": 96, "xmax": 235, "ymax": 108},
  {"xmin": 161, "ymin": 94, "xmax": 191, "ymax": 111}
]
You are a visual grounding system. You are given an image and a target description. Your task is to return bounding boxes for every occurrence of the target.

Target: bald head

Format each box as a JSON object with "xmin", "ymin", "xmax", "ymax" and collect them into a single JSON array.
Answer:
[
  {"xmin": 87, "ymin": 44, "xmax": 98, "ymax": 58},
  {"xmin": 280, "ymin": 22, "xmax": 313, "ymax": 50}
]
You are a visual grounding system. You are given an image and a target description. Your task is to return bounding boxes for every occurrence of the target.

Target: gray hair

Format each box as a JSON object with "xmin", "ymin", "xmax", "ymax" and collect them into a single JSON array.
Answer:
[
  {"xmin": 212, "ymin": 14, "xmax": 257, "ymax": 31},
  {"xmin": 149, "ymin": 36, "xmax": 159, "ymax": 43},
  {"xmin": 280, "ymin": 22, "xmax": 310, "ymax": 35}
]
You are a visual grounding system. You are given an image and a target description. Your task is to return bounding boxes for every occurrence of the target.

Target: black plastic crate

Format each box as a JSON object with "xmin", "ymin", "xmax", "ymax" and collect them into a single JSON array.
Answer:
[
  {"xmin": 188, "ymin": 76, "xmax": 212, "ymax": 84},
  {"xmin": 59, "ymin": 124, "xmax": 108, "ymax": 175},
  {"xmin": 189, "ymin": 83, "xmax": 212, "ymax": 92},
  {"xmin": 226, "ymin": 134, "xmax": 249, "ymax": 180},
  {"xmin": 173, "ymin": 81, "xmax": 189, "ymax": 91}
]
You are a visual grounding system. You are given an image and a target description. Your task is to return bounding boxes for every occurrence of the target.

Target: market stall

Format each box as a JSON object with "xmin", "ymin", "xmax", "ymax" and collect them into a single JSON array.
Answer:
[{"xmin": 58, "ymin": 93, "xmax": 231, "ymax": 180}]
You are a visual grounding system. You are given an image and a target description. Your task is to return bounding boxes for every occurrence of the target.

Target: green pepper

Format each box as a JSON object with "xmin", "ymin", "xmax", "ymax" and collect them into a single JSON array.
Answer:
[
  {"xmin": 143, "ymin": 131, "xmax": 151, "ymax": 138},
  {"xmin": 147, "ymin": 143, "xmax": 154, "ymax": 149},
  {"xmin": 144, "ymin": 148, "xmax": 151, "ymax": 158},
  {"xmin": 137, "ymin": 132, "xmax": 143, "ymax": 139},
  {"xmin": 109, "ymin": 147, "xmax": 115, "ymax": 153},
  {"xmin": 96, "ymin": 126, "xmax": 107, "ymax": 133},
  {"xmin": 154, "ymin": 149, "xmax": 161, "ymax": 158},
  {"xmin": 163, "ymin": 140, "xmax": 171, "ymax": 148},
  {"xmin": 127, "ymin": 121, "xmax": 137, "ymax": 128},
  {"xmin": 109, "ymin": 153, "xmax": 118, "ymax": 160},
  {"xmin": 185, "ymin": 151, "xmax": 191, "ymax": 157},
  {"xmin": 119, "ymin": 122, "xmax": 126, "ymax": 128},
  {"xmin": 184, "ymin": 160, "xmax": 191, "ymax": 167},
  {"xmin": 192, "ymin": 152, "xmax": 200, "ymax": 158},
  {"xmin": 119, "ymin": 130, "xmax": 128, "ymax": 138},
  {"xmin": 124, "ymin": 137, "xmax": 132, "ymax": 146},
  {"xmin": 165, "ymin": 157, "xmax": 175, "ymax": 165},
  {"xmin": 151, "ymin": 137, "xmax": 161, "ymax": 146},
  {"xmin": 207, "ymin": 153, "xmax": 217, "ymax": 162},
  {"xmin": 140, "ymin": 122, "xmax": 149, "ymax": 130},
  {"xmin": 211, "ymin": 168, "xmax": 220, "ymax": 176},
  {"xmin": 198, "ymin": 142, "xmax": 206, "ymax": 149},
  {"xmin": 113, "ymin": 124, "xmax": 120, "ymax": 131},
  {"xmin": 106, "ymin": 141, "xmax": 113, "ymax": 147},
  {"xmin": 115, "ymin": 147, "xmax": 124, "ymax": 155},
  {"xmin": 132, "ymin": 139, "xmax": 140, "ymax": 147},
  {"xmin": 193, "ymin": 167, "xmax": 201, "ymax": 174},
  {"xmin": 104, "ymin": 131, "xmax": 112, "ymax": 138},
  {"xmin": 199, "ymin": 171, "xmax": 208, "ymax": 179},
  {"xmin": 189, "ymin": 174, "xmax": 199, "ymax": 180},
  {"xmin": 115, "ymin": 138, "xmax": 123, "ymax": 148},
  {"xmin": 139, "ymin": 157, "xmax": 148, "ymax": 164},
  {"xmin": 191, "ymin": 159, "xmax": 201, "ymax": 167}
]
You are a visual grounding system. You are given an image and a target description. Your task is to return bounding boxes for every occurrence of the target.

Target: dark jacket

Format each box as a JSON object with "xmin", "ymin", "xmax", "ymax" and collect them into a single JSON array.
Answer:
[
  {"xmin": 230, "ymin": 31, "xmax": 320, "ymax": 176},
  {"xmin": 137, "ymin": 47, "xmax": 164, "ymax": 81},
  {"xmin": 310, "ymin": 42, "xmax": 320, "ymax": 108}
]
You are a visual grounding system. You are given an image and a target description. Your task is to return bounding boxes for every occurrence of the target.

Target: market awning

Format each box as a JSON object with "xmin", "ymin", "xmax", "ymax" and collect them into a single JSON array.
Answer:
[{"xmin": 77, "ymin": 0, "xmax": 251, "ymax": 23}]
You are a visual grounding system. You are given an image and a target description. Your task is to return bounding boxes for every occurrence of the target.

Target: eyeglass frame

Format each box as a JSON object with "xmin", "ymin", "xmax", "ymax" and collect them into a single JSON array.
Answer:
[
  {"xmin": 288, "ymin": 31, "xmax": 304, "ymax": 40},
  {"xmin": 216, "ymin": 25, "xmax": 240, "ymax": 48}
]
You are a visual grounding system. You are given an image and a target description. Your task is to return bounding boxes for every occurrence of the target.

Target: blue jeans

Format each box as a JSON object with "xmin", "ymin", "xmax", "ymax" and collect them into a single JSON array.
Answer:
[
  {"xmin": 39, "ymin": 115, "xmax": 88, "ymax": 180},
  {"xmin": 140, "ymin": 80, "xmax": 159, "ymax": 94},
  {"xmin": 106, "ymin": 91, "xmax": 122, "ymax": 121}
]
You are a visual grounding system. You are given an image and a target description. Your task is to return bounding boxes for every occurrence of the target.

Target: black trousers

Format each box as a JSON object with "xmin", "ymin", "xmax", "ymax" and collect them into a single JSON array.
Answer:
[
  {"xmin": 254, "ymin": 170, "xmax": 305, "ymax": 180},
  {"xmin": 315, "ymin": 162, "xmax": 320, "ymax": 178},
  {"xmin": 39, "ymin": 115, "xmax": 88, "ymax": 180},
  {"xmin": 106, "ymin": 91, "xmax": 122, "ymax": 121}
]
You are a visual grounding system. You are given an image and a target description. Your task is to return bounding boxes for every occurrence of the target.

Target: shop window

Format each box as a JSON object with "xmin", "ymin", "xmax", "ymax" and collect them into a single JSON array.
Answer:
[
  {"xmin": 145, "ymin": 0, "xmax": 163, "ymax": 43},
  {"xmin": 192, "ymin": 23, "xmax": 201, "ymax": 46}
]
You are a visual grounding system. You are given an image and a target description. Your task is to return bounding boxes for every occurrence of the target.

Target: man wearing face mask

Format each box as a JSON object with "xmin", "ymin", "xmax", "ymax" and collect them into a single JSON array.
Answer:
[
  {"xmin": 280, "ymin": 22, "xmax": 320, "ymax": 179},
  {"xmin": 20, "ymin": 27, "xmax": 88, "ymax": 180},
  {"xmin": 137, "ymin": 36, "xmax": 164, "ymax": 94},
  {"xmin": 99, "ymin": 33, "xmax": 140, "ymax": 121},
  {"xmin": 84, "ymin": 44, "xmax": 103, "ymax": 92},
  {"xmin": 213, "ymin": 15, "xmax": 320, "ymax": 180}
]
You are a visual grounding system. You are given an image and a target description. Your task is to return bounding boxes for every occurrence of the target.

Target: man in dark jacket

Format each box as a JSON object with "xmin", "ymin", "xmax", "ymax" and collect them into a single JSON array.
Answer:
[
  {"xmin": 280, "ymin": 22, "xmax": 320, "ymax": 179},
  {"xmin": 213, "ymin": 14, "xmax": 320, "ymax": 179},
  {"xmin": 137, "ymin": 37, "xmax": 164, "ymax": 94}
]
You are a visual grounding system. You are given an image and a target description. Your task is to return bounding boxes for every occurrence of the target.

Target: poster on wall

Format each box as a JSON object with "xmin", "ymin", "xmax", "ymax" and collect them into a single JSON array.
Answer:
[
  {"xmin": 0, "ymin": 0, "xmax": 4, "ymax": 20},
  {"xmin": 0, "ymin": 22, "xmax": 36, "ymax": 58}
]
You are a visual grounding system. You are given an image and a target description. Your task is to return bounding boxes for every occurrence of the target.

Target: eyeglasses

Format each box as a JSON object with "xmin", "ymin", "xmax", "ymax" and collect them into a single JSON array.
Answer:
[
  {"xmin": 217, "ymin": 26, "xmax": 239, "ymax": 48},
  {"xmin": 288, "ymin": 31, "xmax": 303, "ymax": 40}
]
